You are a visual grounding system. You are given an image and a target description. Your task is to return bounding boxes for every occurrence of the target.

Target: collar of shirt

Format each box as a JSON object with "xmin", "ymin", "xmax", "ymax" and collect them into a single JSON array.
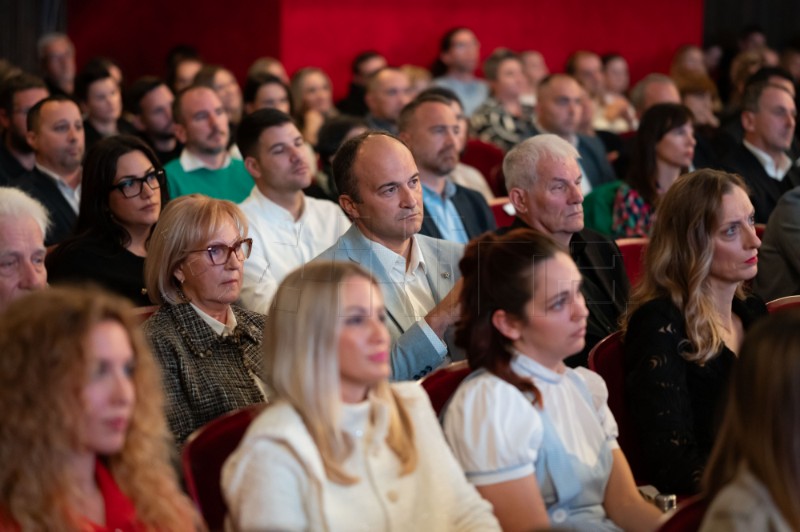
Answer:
[
  {"xmin": 190, "ymin": 302, "xmax": 238, "ymax": 336},
  {"xmin": 251, "ymin": 186, "xmax": 306, "ymax": 223},
  {"xmin": 339, "ymin": 389, "xmax": 391, "ymax": 443},
  {"xmin": 371, "ymin": 235, "xmax": 427, "ymax": 282},
  {"xmin": 743, "ymin": 139, "xmax": 792, "ymax": 180},
  {"xmin": 511, "ymin": 350, "xmax": 564, "ymax": 384},
  {"xmin": 179, "ymin": 147, "xmax": 233, "ymax": 172},
  {"xmin": 35, "ymin": 162, "xmax": 81, "ymax": 212},
  {"xmin": 532, "ymin": 119, "xmax": 578, "ymax": 146},
  {"xmin": 422, "ymin": 178, "xmax": 457, "ymax": 202}
]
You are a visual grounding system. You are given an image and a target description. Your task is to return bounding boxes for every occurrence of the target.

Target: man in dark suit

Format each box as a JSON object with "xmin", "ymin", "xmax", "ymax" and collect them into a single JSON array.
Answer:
[
  {"xmin": 0, "ymin": 74, "xmax": 49, "ymax": 185},
  {"xmin": 501, "ymin": 133, "xmax": 630, "ymax": 368},
  {"xmin": 722, "ymin": 80, "xmax": 799, "ymax": 223},
  {"xmin": 18, "ymin": 95, "xmax": 84, "ymax": 246},
  {"xmin": 399, "ymin": 95, "xmax": 495, "ymax": 243}
]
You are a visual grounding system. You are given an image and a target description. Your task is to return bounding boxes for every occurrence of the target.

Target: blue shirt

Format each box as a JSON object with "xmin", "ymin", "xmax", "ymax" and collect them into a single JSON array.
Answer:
[{"xmin": 422, "ymin": 180, "xmax": 469, "ymax": 244}]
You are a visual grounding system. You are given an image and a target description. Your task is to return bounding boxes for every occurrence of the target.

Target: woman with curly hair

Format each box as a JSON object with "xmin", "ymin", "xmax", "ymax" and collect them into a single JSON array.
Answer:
[
  {"xmin": 622, "ymin": 169, "xmax": 767, "ymax": 495},
  {"xmin": 0, "ymin": 286, "xmax": 199, "ymax": 531},
  {"xmin": 222, "ymin": 262, "xmax": 499, "ymax": 530}
]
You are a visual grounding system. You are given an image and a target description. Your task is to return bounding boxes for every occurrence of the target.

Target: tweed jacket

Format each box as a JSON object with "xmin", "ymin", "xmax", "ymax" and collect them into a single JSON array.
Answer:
[
  {"xmin": 143, "ymin": 303, "xmax": 266, "ymax": 445},
  {"xmin": 313, "ymin": 225, "xmax": 463, "ymax": 381}
]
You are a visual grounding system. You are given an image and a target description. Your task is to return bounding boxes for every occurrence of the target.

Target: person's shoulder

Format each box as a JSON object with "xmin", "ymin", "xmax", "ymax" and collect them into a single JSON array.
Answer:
[
  {"xmin": 232, "ymin": 304, "xmax": 267, "ymax": 326},
  {"xmin": 702, "ymin": 470, "xmax": 791, "ymax": 532},
  {"xmin": 304, "ymin": 195, "xmax": 345, "ymax": 216},
  {"xmin": 416, "ymin": 233, "xmax": 464, "ymax": 255},
  {"xmin": 629, "ymin": 297, "xmax": 682, "ymax": 326},
  {"xmin": 577, "ymin": 227, "xmax": 615, "ymax": 245}
]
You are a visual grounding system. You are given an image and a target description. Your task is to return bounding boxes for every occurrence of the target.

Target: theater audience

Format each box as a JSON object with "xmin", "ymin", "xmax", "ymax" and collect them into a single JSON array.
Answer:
[
  {"xmin": 699, "ymin": 310, "xmax": 800, "ymax": 531},
  {"xmin": 623, "ymin": 169, "xmax": 767, "ymax": 494},
  {"xmin": 431, "ymin": 27, "xmax": 488, "ymax": 117},
  {"xmin": 0, "ymin": 73, "xmax": 49, "ymax": 184},
  {"xmin": 0, "ymin": 187, "xmax": 48, "ymax": 312},
  {"xmin": 143, "ymin": 195, "xmax": 266, "ymax": 445},
  {"xmin": 290, "ymin": 67, "xmax": 337, "ymax": 146},
  {"xmin": 223, "ymin": 262, "xmax": 500, "ymax": 531},
  {"xmin": 75, "ymin": 63, "xmax": 135, "ymax": 152},
  {"xmin": 590, "ymin": 103, "xmax": 695, "ymax": 238},
  {"xmin": 126, "ymin": 76, "xmax": 181, "ymax": 165},
  {"xmin": 46, "ymin": 136, "xmax": 166, "ymax": 306},
  {"xmin": 443, "ymin": 229, "xmax": 662, "ymax": 531},
  {"xmin": 0, "ymin": 286, "xmax": 199, "ymax": 531}
]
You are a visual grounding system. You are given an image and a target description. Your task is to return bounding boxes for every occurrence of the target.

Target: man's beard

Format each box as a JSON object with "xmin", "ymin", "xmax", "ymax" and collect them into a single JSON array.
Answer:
[{"xmin": 8, "ymin": 131, "xmax": 34, "ymax": 154}]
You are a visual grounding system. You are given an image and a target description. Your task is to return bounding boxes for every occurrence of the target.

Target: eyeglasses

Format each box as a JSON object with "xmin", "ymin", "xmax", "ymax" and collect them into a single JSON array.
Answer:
[
  {"xmin": 186, "ymin": 238, "xmax": 252, "ymax": 265},
  {"xmin": 110, "ymin": 169, "xmax": 164, "ymax": 198}
]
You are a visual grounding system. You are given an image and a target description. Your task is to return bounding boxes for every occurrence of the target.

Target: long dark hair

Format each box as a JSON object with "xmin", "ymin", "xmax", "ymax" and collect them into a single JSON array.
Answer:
[
  {"xmin": 73, "ymin": 135, "xmax": 168, "ymax": 247},
  {"xmin": 456, "ymin": 228, "xmax": 564, "ymax": 405},
  {"xmin": 626, "ymin": 103, "xmax": 693, "ymax": 206},
  {"xmin": 430, "ymin": 27, "xmax": 470, "ymax": 78}
]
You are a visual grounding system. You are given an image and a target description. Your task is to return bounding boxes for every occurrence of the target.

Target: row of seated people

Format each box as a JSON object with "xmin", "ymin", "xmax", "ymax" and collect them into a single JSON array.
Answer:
[
  {"xmin": 0, "ymin": 213, "xmax": 794, "ymax": 530},
  {"xmin": 0, "ymin": 122, "xmax": 791, "ymax": 528}
]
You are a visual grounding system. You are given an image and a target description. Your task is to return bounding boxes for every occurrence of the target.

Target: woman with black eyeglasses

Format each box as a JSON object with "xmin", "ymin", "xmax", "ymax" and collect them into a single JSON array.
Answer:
[
  {"xmin": 47, "ymin": 135, "xmax": 169, "ymax": 305},
  {"xmin": 142, "ymin": 194, "xmax": 266, "ymax": 445}
]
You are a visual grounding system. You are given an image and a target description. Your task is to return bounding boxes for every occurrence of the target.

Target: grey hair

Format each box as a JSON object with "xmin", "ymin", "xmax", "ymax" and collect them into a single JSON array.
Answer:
[
  {"xmin": 630, "ymin": 74, "xmax": 677, "ymax": 114},
  {"xmin": 503, "ymin": 134, "xmax": 580, "ymax": 191},
  {"xmin": 36, "ymin": 33, "xmax": 73, "ymax": 60},
  {"xmin": 0, "ymin": 187, "xmax": 50, "ymax": 236}
]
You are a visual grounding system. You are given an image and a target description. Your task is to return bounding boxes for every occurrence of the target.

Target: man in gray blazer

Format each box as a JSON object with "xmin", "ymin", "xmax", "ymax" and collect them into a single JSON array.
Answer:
[{"xmin": 313, "ymin": 131, "xmax": 463, "ymax": 381}]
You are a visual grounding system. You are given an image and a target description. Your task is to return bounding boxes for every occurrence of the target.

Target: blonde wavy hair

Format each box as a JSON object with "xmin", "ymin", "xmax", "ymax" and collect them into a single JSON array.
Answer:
[
  {"xmin": 264, "ymin": 262, "xmax": 417, "ymax": 484},
  {"xmin": 703, "ymin": 310, "xmax": 800, "ymax": 528},
  {"xmin": 622, "ymin": 169, "xmax": 749, "ymax": 364},
  {"xmin": 0, "ymin": 286, "xmax": 200, "ymax": 531}
]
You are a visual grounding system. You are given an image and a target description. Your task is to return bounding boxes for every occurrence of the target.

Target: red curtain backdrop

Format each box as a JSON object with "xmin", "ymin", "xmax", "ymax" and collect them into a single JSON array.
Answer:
[{"xmin": 69, "ymin": 0, "xmax": 703, "ymax": 99}]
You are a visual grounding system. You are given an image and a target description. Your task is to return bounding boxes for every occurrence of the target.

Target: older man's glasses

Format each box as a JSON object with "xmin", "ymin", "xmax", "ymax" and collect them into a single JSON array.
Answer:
[
  {"xmin": 187, "ymin": 238, "xmax": 253, "ymax": 265},
  {"xmin": 110, "ymin": 169, "xmax": 164, "ymax": 198}
]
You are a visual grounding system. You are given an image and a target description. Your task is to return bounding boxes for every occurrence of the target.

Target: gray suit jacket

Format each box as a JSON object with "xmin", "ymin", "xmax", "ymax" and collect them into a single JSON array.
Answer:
[
  {"xmin": 313, "ymin": 225, "xmax": 463, "ymax": 381},
  {"xmin": 753, "ymin": 185, "xmax": 800, "ymax": 301}
]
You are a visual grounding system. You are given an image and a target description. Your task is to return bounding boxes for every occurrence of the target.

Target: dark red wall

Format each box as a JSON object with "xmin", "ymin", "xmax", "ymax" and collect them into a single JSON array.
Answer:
[{"xmin": 69, "ymin": 0, "xmax": 703, "ymax": 99}]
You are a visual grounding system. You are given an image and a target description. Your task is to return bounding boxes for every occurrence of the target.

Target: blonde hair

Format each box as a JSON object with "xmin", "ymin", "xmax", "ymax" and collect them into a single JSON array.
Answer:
[
  {"xmin": 144, "ymin": 194, "xmax": 248, "ymax": 305},
  {"xmin": 264, "ymin": 262, "xmax": 417, "ymax": 484},
  {"xmin": 290, "ymin": 67, "xmax": 332, "ymax": 118},
  {"xmin": 703, "ymin": 310, "xmax": 800, "ymax": 528},
  {"xmin": 622, "ymin": 169, "xmax": 748, "ymax": 364},
  {"xmin": 0, "ymin": 286, "xmax": 199, "ymax": 531}
]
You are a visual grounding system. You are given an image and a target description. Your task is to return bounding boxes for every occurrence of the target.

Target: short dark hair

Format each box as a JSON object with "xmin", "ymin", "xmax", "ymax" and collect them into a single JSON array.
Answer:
[
  {"xmin": 27, "ymin": 94, "xmax": 74, "ymax": 132},
  {"xmin": 742, "ymin": 80, "xmax": 793, "ymax": 113},
  {"xmin": 397, "ymin": 93, "xmax": 452, "ymax": 133},
  {"xmin": 193, "ymin": 64, "xmax": 225, "ymax": 89},
  {"xmin": 243, "ymin": 72, "xmax": 288, "ymax": 105},
  {"xmin": 0, "ymin": 73, "xmax": 47, "ymax": 115},
  {"xmin": 126, "ymin": 76, "xmax": 167, "ymax": 115},
  {"xmin": 332, "ymin": 131, "xmax": 401, "ymax": 202},
  {"xmin": 352, "ymin": 50, "xmax": 383, "ymax": 76},
  {"xmin": 317, "ymin": 115, "xmax": 368, "ymax": 162},
  {"xmin": 483, "ymin": 48, "xmax": 520, "ymax": 81},
  {"xmin": 74, "ymin": 63, "xmax": 113, "ymax": 103},
  {"xmin": 172, "ymin": 83, "xmax": 215, "ymax": 125},
  {"xmin": 745, "ymin": 66, "xmax": 794, "ymax": 89},
  {"xmin": 416, "ymin": 86, "xmax": 463, "ymax": 109},
  {"xmin": 236, "ymin": 107, "xmax": 294, "ymax": 159},
  {"xmin": 431, "ymin": 27, "xmax": 473, "ymax": 77}
]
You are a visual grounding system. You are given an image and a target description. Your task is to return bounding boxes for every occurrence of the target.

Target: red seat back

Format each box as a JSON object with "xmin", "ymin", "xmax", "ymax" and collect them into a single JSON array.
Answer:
[
  {"xmin": 182, "ymin": 403, "xmax": 267, "ymax": 530},
  {"xmin": 588, "ymin": 331, "xmax": 647, "ymax": 483},
  {"xmin": 489, "ymin": 197, "xmax": 516, "ymax": 228},
  {"xmin": 657, "ymin": 495, "xmax": 710, "ymax": 532},
  {"xmin": 767, "ymin": 295, "xmax": 800, "ymax": 313},
  {"xmin": 615, "ymin": 237, "xmax": 649, "ymax": 287},
  {"xmin": 420, "ymin": 360, "xmax": 471, "ymax": 415},
  {"xmin": 461, "ymin": 139, "xmax": 507, "ymax": 196}
]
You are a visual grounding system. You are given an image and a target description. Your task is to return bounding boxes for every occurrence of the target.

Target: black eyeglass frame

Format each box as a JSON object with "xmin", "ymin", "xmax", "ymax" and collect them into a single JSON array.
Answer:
[{"xmin": 109, "ymin": 169, "xmax": 165, "ymax": 198}]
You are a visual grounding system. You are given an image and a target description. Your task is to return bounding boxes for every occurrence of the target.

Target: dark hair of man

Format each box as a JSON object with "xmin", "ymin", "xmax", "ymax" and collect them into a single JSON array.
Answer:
[
  {"xmin": 27, "ymin": 94, "xmax": 74, "ymax": 132},
  {"xmin": 416, "ymin": 86, "xmax": 463, "ymax": 108},
  {"xmin": 742, "ymin": 80, "xmax": 792, "ymax": 113},
  {"xmin": 317, "ymin": 115, "xmax": 368, "ymax": 162},
  {"xmin": 601, "ymin": 53, "xmax": 624, "ymax": 67},
  {"xmin": 397, "ymin": 93, "xmax": 452, "ymax": 133},
  {"xmin": 333, "ymin": 130, "xmax": 404, "ymax": 202},
  {"xmin": 483, "ymin": 48, "xmax": 520, "ymax": 81},
  {"xmin": 430, "ymin": 27, "xmax": 471, "ymax": 77},
  {"xmin": 165, "ymin": 44, "xmax": 201, "ymax": 89},
  {"xmin": 564, "ymin": 51, "xmax": 589, "ymax": 76},
  {"xmin": 745, "ymin": 66, "xmax": 795, "ymax": 90},
  {"xmin": 125, "ymin": 76, "xmax": 167, "ymax": 115},
  {"xmin": 0, "ymin": 73, "xmax": 47, "ymax": 115},
  {"xmin": 74, "ymin": 64, "xmax": 113, "ymax": 104},
  {"xmin": 627, "ymin": 103, "xmax": 694, "ymax": 206},
  {"xmin": 352, "ymin": 50, "xmax": 383, "ymax": 76},
  {"xmin": 171, "ymin": 83, "xmax": 212, "ymax": 125},
  {"xmin": 242, "ymin": 72, "xmax": 288, "ymax": 105},
  {"xmin": 236, "ymin": 107, "xmax": 294, "ymax": 159}
]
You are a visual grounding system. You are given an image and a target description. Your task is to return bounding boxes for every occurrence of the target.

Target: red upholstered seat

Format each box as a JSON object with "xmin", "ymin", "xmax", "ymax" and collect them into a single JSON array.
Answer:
[
  {"xmin": 615, "ymin": 237, "xmax": 649, "ymax": 287},
  {"xmin": 489, "ymin": 197, "xmax": 516, "ymax": 229},
  {"xmin": 766, "ymin": 295, "xmax": 800, "ymax": 313},
  {"xmin": 461, "ymin": 139, "xmax": 507, "ymax": 197},
  {"xmin": 656, "ymin": 495, "xmax": 710, "ymax": 532},
  {"xmin": 420, "ymin": 360, "xmax": 471, "ymax": 416},
  {"xmin": 182, "ymin": 403, "xmax": 267, "ymax": 530}
]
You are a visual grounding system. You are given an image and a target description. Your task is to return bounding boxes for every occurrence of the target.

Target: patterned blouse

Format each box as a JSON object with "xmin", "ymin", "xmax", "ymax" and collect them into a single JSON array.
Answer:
[
  {"xmin": 611, "ymin": 182, "xmax": 653, "ymax": 238},
  {"xmin": 469, "ymin": 97, "xmax": 537, "ymax": 152}
]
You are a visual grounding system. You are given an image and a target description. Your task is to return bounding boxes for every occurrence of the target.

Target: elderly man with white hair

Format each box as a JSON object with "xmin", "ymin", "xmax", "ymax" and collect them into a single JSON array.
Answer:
[{"xmin": 0, "ymin": 187, "xmax": 50, "ymax": 312}]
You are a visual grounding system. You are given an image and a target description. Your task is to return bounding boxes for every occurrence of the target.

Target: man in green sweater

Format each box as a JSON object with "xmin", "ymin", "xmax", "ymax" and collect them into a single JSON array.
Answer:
[{"xmin": 164, "ymin": 85, "xmax": 252, "ymax": 202}]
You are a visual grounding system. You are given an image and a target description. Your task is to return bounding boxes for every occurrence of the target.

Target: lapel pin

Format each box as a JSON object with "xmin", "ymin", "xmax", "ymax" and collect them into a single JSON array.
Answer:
[{"xmin": 442, "ymin": 272, "xmax": 451, "ymax": 279}]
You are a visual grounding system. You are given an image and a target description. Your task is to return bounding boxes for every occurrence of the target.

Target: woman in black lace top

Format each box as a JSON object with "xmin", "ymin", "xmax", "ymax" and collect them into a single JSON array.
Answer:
[{"xmin": 622, "ymin": 169, "xmax": 766, "ymax": 495}]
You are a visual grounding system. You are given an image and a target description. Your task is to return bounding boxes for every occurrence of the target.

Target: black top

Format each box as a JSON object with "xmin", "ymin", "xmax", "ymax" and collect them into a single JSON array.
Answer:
[
  {"xmin": 419, "ymin": 182, "xmax": 497, "ymax": 242},
  {"xmin": 498, "ymin": 218, "xmax": 631, "ymax": 367},
  {"xmin": 336, "ymin": 82, "xmax": 369, "ymax": 117},
  {"xmin": 17, "ymin": 168, "xmax": 77, "ymax": 246},
  {"xmin": 137, "ymin": 131, "xmax": 182, "ymax": 166},
  {"xmin": 46, "ymin": 232, "xmax": 150, "ymax": 306},
  {"xmin": 0, "ymin": 143, "xmax": 28, "ymax": 185},
  {"xmin": 83, "ymin": 118, "xmax": 138, "ymax": 153},
  {"xmin": 623, "ymin": 295, "xmax": 767, "ymax": 494}
]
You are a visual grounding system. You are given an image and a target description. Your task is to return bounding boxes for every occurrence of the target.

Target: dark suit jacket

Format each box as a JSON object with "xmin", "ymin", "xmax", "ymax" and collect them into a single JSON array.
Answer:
[
  {"xmin": 419, "ymin": 182, "xmax": 496, "ymax": 241},
  {"xmin": 721, "ymin": 143, "xmax": 800, "ymax": 224},
  {"xmin": 578, "ymin": 134, "xmax": 617, "ymax": 187},
  {"xmin": 17, "ymin": 167, "xmax": 78, "ymax": 246},
  {"xmin": 498, "ymin": 218, "xmax": 631, "ymax": 368}
]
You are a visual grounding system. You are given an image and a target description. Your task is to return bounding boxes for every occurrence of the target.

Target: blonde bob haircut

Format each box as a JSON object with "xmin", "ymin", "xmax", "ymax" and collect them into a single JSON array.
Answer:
[
  {"xmin": 264, "ymin": 261, "xmax": 417, "ymax": 484},
  {"xmin": 703, "ymin": 310, "xmax": 800, "ymax": 529},
  {"xmin": 0, "ymin": 286, "xmax": 199, "ymax": 531},
  {"xmin": 622, "ymin": 169, "xmax": 749, "ymax": 364},
  {"xmin": 144, "ymin": 194, "xmax": 248, "ymax": 305}
]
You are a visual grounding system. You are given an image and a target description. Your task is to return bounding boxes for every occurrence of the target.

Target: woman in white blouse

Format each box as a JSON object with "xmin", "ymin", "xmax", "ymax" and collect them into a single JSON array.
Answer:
[
  {"xmin": 222, "ymin": 262, "xmax": 500, "ymax": 531},
  {"xmin": 443, "ymin": 228, "xmax": 662, "ymax": 532}
]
